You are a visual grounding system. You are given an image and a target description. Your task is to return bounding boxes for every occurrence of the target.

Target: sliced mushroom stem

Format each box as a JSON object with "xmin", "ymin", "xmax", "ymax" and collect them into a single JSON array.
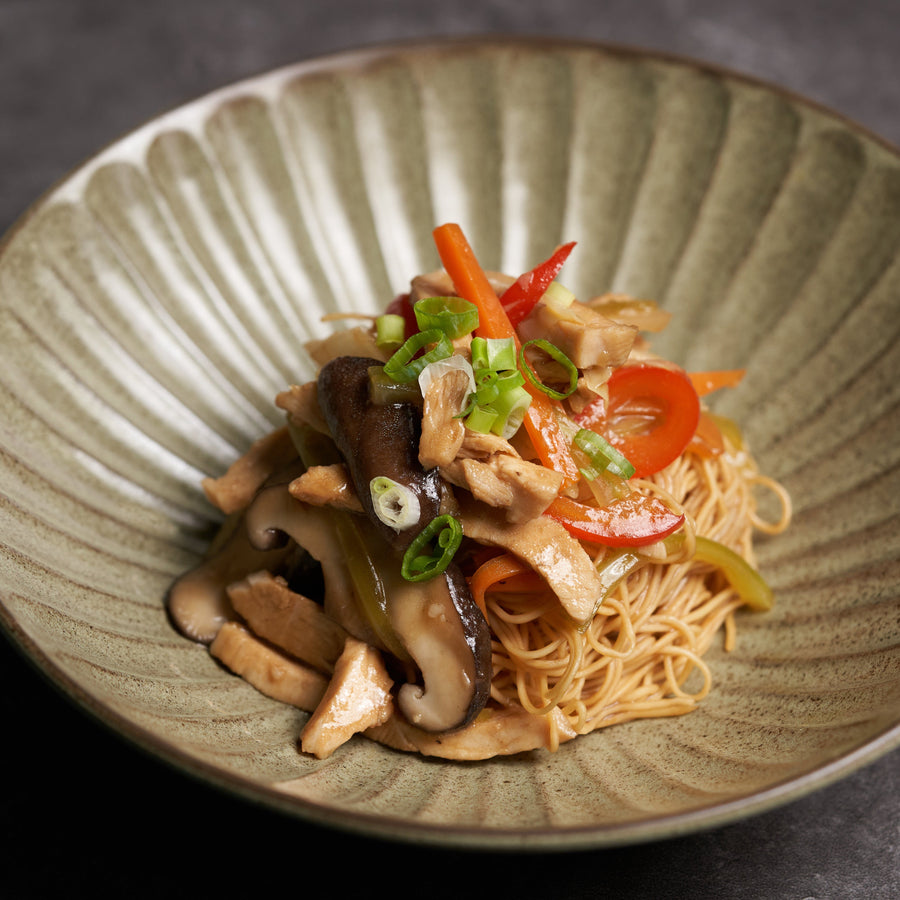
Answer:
[
  {"xmin": 166, "ymin": 511, "xmax": 299, "ymax": 645},
  {"xmin": 243, "ymin": 473, "xmax": 390, "ymax": 654}
]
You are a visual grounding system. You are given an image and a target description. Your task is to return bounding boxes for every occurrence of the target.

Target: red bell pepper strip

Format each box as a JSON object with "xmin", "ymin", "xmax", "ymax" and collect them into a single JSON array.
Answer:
[
  {"xmin": 692, "ymin": 536, "xmax": 773, "ymax": 611},
  {"xmin": 547, "ymin": 494, "xmax": 684, "ymax": 548},
  {"xmin": 500, "ymin": 241, "xmax": 577, "ymax": 327},
  {"xmin": 432, "ymin": 223, "xmax": 581, "ymax": 483},
  {"xmin": 574, "ymin": 363, "xmax": 701, "ymax": 479}
]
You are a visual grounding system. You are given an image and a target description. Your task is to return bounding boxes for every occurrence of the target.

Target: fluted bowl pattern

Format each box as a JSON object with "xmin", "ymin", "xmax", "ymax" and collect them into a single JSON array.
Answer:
[{"xmin": 0, "ymin": 39, "xmax": 898, "ymax": 850}]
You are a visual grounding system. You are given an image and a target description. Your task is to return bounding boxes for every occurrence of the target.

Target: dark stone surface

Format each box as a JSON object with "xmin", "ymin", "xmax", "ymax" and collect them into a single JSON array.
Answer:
[{"xmin": 1, "ymin": 3, "xmax": 898, "ymax": 897}]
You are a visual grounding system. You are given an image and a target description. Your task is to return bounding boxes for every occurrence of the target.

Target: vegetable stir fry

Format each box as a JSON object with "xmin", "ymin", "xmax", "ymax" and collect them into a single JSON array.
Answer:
[{"xmin": 167, "ymin": 224, "xmax": 791, "ymax": 760}]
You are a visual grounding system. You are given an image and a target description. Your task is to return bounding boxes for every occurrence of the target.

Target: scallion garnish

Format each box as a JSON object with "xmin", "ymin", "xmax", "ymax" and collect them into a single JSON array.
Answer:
[
  {"xmin": 573, "ymin": 428, "xmax": 636, "ymax": 479},
  {"xmin": 369, "ymin": 476, "xmax": 421, "ymax": 531},
  {"xmin": 465, "ymin": 403, "xmax": 499, "ymax": 434},
  {"xmin": 413, "ymin": 296, "xmax": 480, "ymax": 339},
  {"xmin": 460, "ymin": 337, "xmax": 532, "ymax": 437},
  {"xmin": 471, "ymin": 336, "xmax": 517, "ymax": 372},
  {"xmin": 383, "ymin": 329, "xmax": 453, "ymax": 383},
  {"xmin": 374, "ymin": 313, "xmax": 406, "ymax": 351},
  {"xmin": 400, "ymin": 514, "xmax": 463, "ymax": 582},
  {"xmin": 490, "ymin": 383, "xmax": 532, "ymax": 439},
  {"xmin": 473, "ymin": 368, "xmax": 500, "ymax": 405},
  {"xmin": 518, "ymin": 338, "xmax": 578, "ymax": 400}
]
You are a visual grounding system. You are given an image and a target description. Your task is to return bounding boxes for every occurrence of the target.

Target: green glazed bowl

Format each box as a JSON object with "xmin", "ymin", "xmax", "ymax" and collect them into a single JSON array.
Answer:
[{"xmin": 0, "ymin": 38, "xmax": 898, "ymax": 851}]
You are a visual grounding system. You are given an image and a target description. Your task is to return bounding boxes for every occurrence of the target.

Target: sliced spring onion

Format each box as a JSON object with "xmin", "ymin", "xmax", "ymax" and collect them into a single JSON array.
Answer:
[
  {"xmin": 374, "ymin": 313, "xmax": 406, "ymax": 350},
  {"xmin": 488, "ymin": 337, "xmax": 517, "ymax": 371},
  {"xmin": 368, "ymin": 365, "xmax": 422, "ymax": 405},
  {"xmin": 574, "ymin": 428, "xmax": 636, "ymax": 479},
  {"xmin": 400, "ymin": 514, "xmax": 463, "ymax": 582},
  {"xmin": 473, "ymin": 369, "xmax": 500, "ymax": 404},
  {"xmin": 413, "ymin": 295, "xmax": 480, "ymax": 339},
  {"xmin": 369, "ymin": 476, "xmax": 421, "ymax": 532},
  {"xmin": 518, "ymin": 338, "xmax": 578, "ymax": 400},
  {"xmin": 465, "ymin": 403, "xmax": 499, "ymax": 434},
  {"xmin": 459, "ymin": 336, "xmax": 531, "ymax": 437},
  {"xmin": 383, "ymin": 328, "xmax": 453, "ymax": 383},
  {"xmin": 470, "ymin": 335, "xmax": 517, "ymax": 372},
  {"xmin": 490, "ymin": 383, "xmax": 532, "ymax": 439},
  {"xmin": 470, "ymin": 336, "xmax": 488, "ymax": 370}
]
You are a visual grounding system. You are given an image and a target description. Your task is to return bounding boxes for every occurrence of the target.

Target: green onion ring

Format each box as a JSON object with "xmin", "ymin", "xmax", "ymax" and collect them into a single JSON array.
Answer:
[
  {"xmin": 518, "ymin": 338, "xmax": 578, "ymax": 400},
  {"xmin": 413, "ymin": 296, "xmax": 480, "ymax": 339},
  {"xmin": 400, "ymin": 514, "xmax": 463, "ymax": 582},
  {"xmin": 383, "ymin": 329, "xmax": 453, "ymax": 383},
  {"xmin": 374, "ymin": 313, "xmax": 406, "ymax": 350},
  {"xmin": 574, "ymin": 428, "xmax": 636, "ymax": 479}
]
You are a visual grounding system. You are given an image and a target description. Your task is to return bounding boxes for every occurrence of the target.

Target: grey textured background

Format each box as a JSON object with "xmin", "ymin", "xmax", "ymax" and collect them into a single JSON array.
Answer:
[{"xmin": 1, "ymin": 2, "xmax": 898, "ymax": 898}]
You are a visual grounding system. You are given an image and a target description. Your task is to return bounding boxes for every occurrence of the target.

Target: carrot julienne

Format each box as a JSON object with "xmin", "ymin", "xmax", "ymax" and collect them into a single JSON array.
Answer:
[
  {"xmin": 688, "ymin": 369, "xmax": 746, "ymax": 396},
  {"xmin": 468, "ymin": 553, "xmax": 547, "ymax": 618},
  {"xmin": 432, "ymin": 223, "xmax": 581, "ymax": 484}
]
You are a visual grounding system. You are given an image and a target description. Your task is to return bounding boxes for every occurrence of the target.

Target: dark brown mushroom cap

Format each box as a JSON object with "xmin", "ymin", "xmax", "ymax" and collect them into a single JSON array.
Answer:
[
  {"xmin": 316, "ymin": 355, "xmax": 492, "ymax": 733},
  {"xmin": 317, "ymin": 356, "xmax": 443, "ymax": 551}
]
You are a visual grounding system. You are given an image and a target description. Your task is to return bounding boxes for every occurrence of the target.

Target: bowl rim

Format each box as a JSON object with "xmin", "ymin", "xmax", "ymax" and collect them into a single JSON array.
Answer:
[
  {"xmin": 1, "ymin": 34, "xmax": 898, "ymax": 852},
  {"xmin": 3, "ymin": 33, "xmax": 898, "ymax": 252}
]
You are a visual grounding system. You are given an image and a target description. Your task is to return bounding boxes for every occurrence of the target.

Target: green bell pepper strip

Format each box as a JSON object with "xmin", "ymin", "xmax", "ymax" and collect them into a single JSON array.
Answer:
[
  {"xmin": 288, "ymin": 421, "xmax": 412, "ymax": 660},
  {"xmin": 693, "ymin": 536, "xmax": 774, "ymax": 612}
]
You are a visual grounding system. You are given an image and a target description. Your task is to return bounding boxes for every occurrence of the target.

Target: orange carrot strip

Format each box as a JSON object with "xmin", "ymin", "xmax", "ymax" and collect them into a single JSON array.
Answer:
[
  {"xmin": 686, "ymin": 411, "xmax": 726, "ymax": 458},
  {"xmin": 432, "ymin": 223, "xmax": 581, "ymax": 483},
  {"xmin": 469, "ymin": 553, "xmax": 545, "ymax": 618},
  {"xmin": 688, "ymin": 369, "xmax": 746, "ymax": 397}
]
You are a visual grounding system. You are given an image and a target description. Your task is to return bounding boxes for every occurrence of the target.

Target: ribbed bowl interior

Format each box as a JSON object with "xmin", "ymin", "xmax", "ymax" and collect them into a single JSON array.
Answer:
[{"xmin": 0, "ymin": 39, "xmax": 898, "ymax": 850}]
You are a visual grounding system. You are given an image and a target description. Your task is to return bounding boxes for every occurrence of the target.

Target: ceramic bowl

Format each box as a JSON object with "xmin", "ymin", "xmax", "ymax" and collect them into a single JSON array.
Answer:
[{"xmin": 0, "ymin": 38, "xmax": 898, "ymax": 851}]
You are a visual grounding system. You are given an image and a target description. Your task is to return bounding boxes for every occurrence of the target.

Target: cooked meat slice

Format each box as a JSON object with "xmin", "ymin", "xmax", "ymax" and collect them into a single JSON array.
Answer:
[
  {"xmin": 304, "ymin": 325, "xmax": 389, "ymax": 369},
  {"xmin": 300, "ymin": 637, "xmax": 394, "ymax": 759},
  {"xmin": 441, "ymin": 453, "xmax": 563, "ymax": 523},
  {"xmin": 202, "ymin": 426, "xmax": 297, "ymax": 514},
  {"xmin": 366, "ymin": 706, "xmax": 577, "ymax": 760},
  {"xmin": 288, "ymin": 463, "xmax": 363, "ymax": 513},
  {"xmin": 517, "ymin": 298, "xmax": 637, "ymax": 369},
  {"xmin": 488, "ymin": 453, "xmax": 564, "ymax": 522},
  {"xmin": 457, "ymin": 494, "xmax": 602, "ymax": 624},
  {"xmin": 588, "ymin": 292, "xmax": 672, "ymax": 333},
  {"xmin": 209, "ymin": 621, "xmax": 329, "ymax": 711},
  {"xmin": 275, "ymin": 381, "xmax": 330, "ymax": 434},
  {"xmin": 226, "ymin": 571, "xmax": 348, "ymax": 673},
  {"xmin": 457, "ymin": 429, "xmax": 520, "ymax": 460},
  {"xmin": 441, "ymin": 457, "xmax": 513, "ymax": 509},
  {"xmin": 418, "ymin": 368, "xmax": 470, "ymax": 470}
]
